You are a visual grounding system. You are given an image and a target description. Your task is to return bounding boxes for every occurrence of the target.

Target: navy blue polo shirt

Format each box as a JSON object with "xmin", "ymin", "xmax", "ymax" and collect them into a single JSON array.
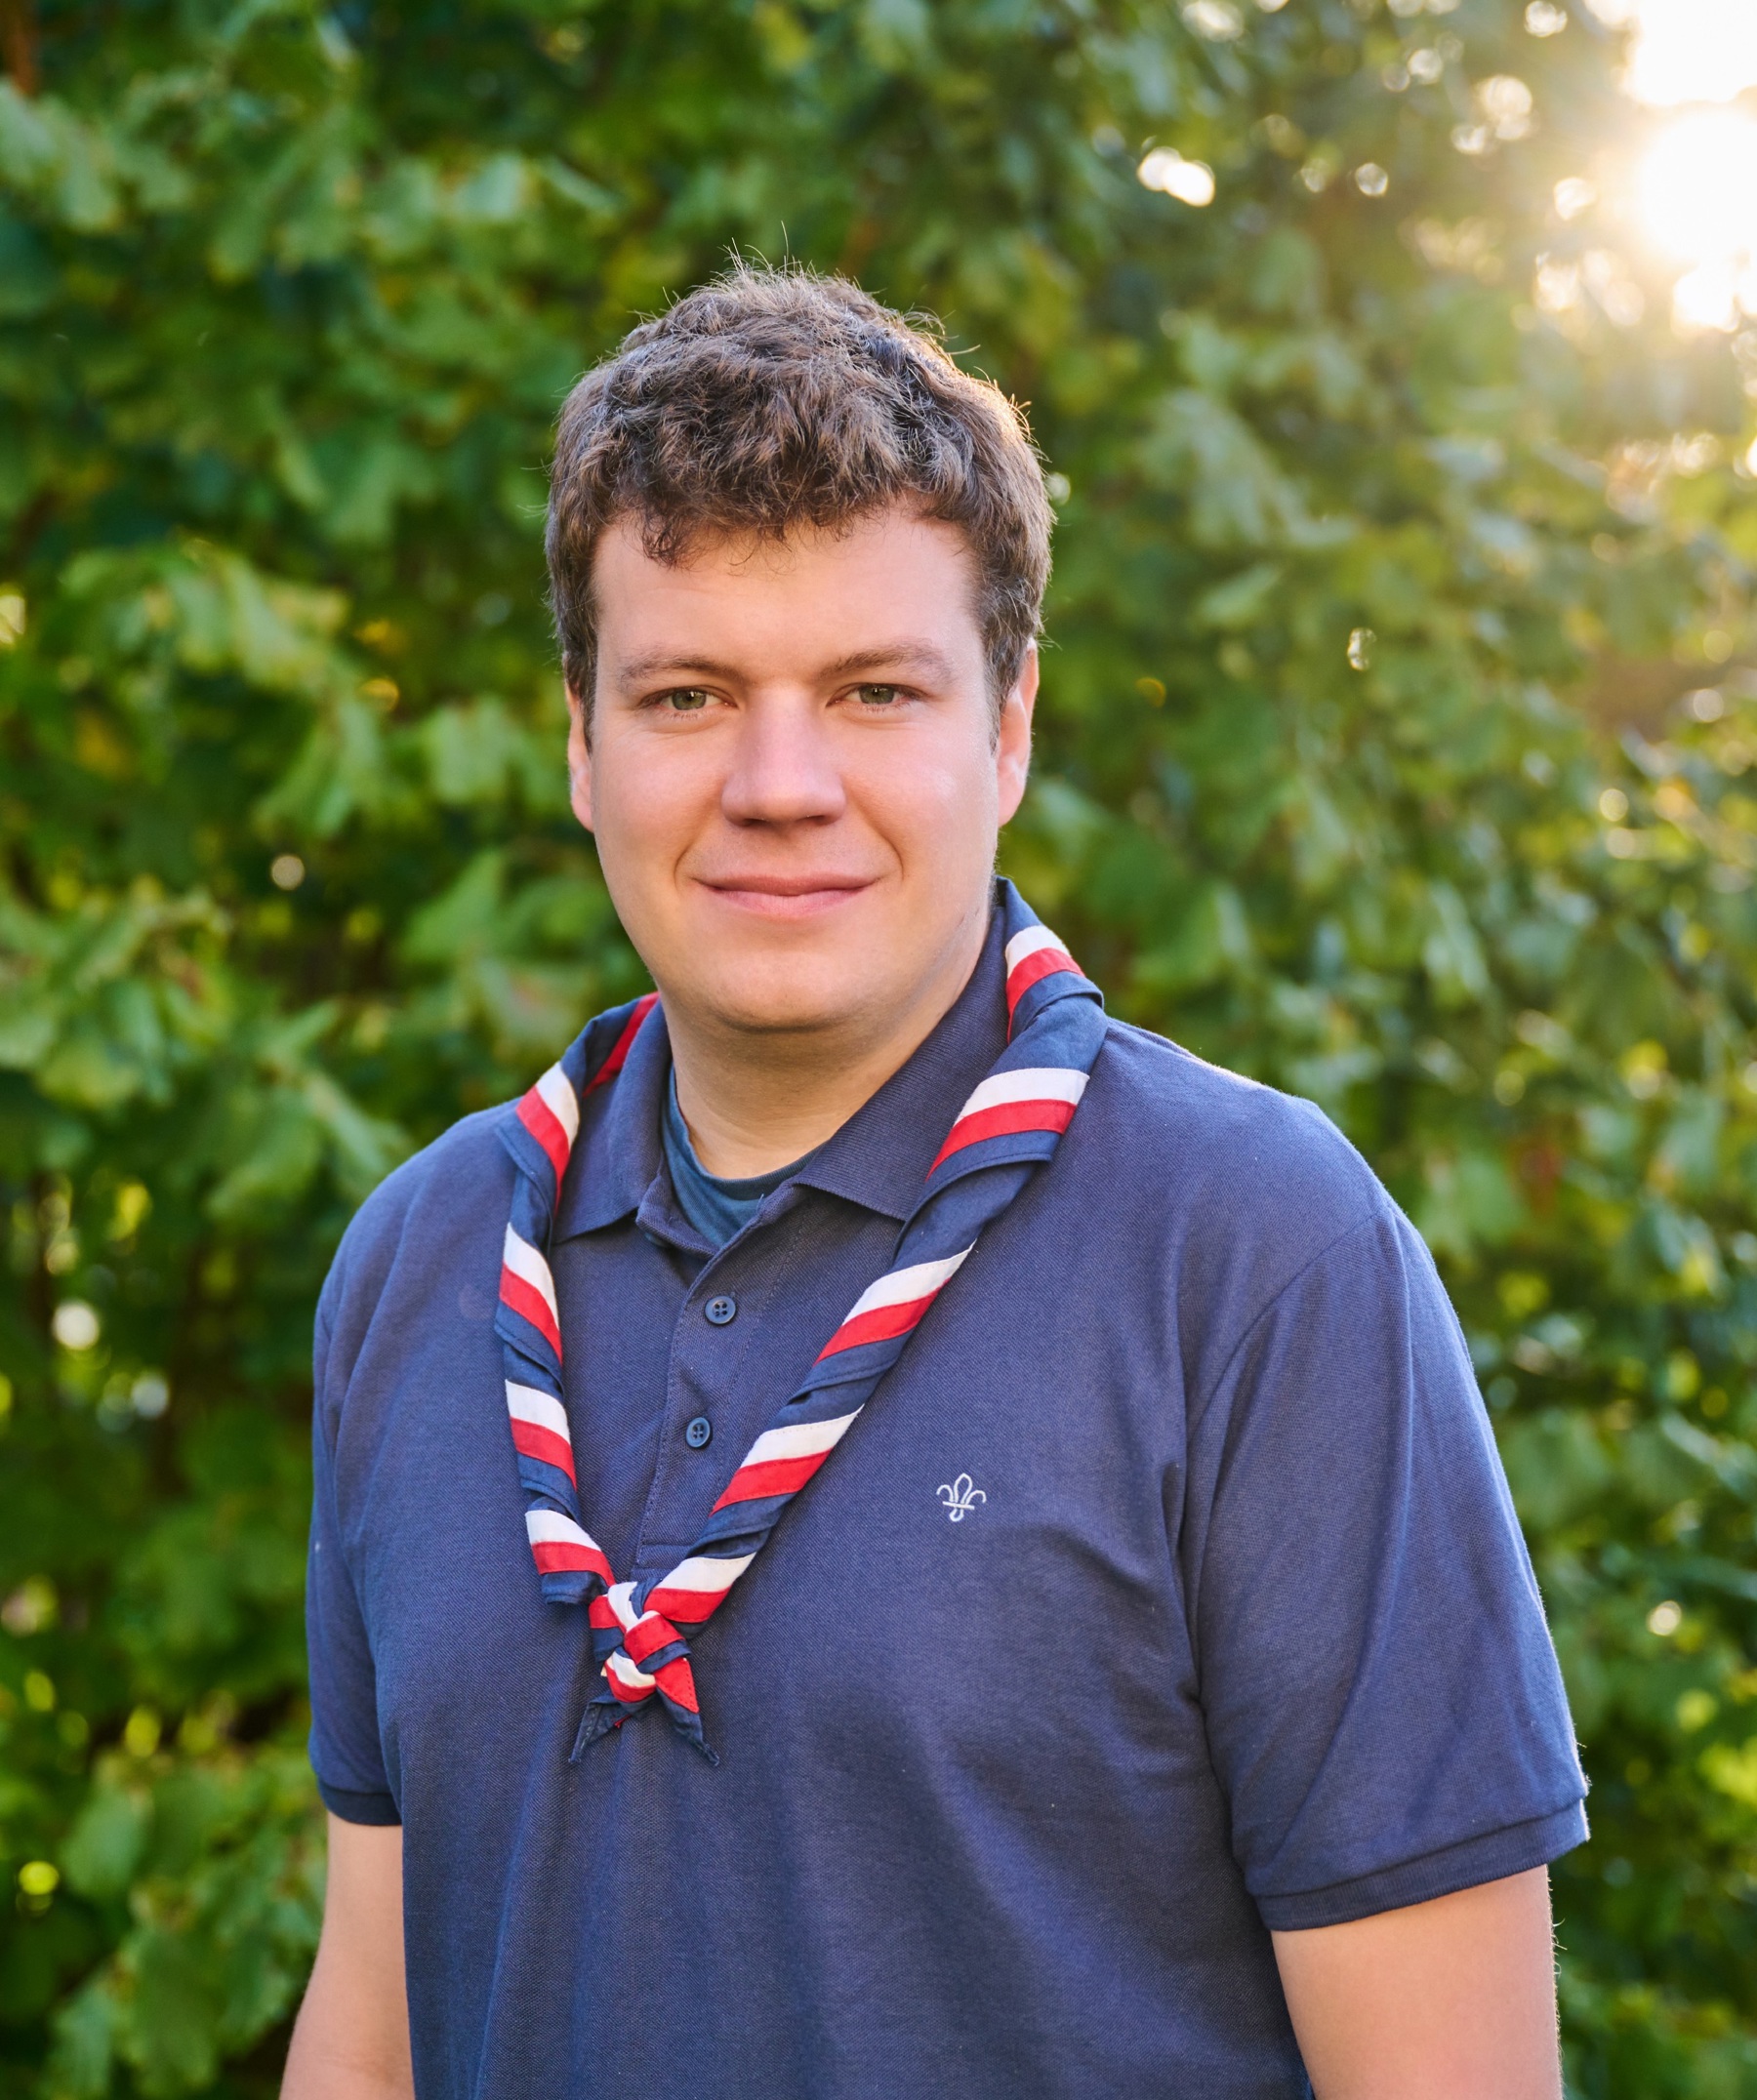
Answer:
[{"xmin": 307, "ymin": 898, "xmax": 1587, "ymax": 2100}]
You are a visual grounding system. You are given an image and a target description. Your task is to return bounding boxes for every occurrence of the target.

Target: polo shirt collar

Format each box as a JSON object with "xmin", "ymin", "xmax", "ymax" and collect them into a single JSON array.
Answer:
[
  {"xmin": 551, "ymin": 889, "xmax": 1009, "ymax": 1239},
  {"xmin": 552, "ymin": 983, "xmax": 672, "ymax": 1240}
]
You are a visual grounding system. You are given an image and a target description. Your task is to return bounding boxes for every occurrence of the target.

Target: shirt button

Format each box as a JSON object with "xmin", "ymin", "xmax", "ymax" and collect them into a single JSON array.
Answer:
[
  {"xmin": 704, "ymin": 1294, "xmax": 737, "ymax": 1326},
  {"xmin": 685, "ymin": 1416, "xmax": 713, "ymax": 1449}
]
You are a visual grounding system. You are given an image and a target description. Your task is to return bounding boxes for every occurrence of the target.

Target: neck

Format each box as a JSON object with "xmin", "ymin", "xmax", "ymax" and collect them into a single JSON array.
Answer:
[{"xmin": 665, "ymin": 901, "xmax": 991, "ymax": 1180}]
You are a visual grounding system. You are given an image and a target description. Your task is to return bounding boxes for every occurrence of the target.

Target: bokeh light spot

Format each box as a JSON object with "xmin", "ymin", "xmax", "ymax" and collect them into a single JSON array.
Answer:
[{"xmin": 1137, "ymin": 149, "xmax": 1216, "ymax": 206}]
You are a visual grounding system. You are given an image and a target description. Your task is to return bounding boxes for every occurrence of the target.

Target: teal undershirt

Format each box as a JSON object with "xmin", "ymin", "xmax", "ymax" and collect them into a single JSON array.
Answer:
[{"xmin": 662, "ymin": 1071, "xmax": 817, "ymax": 1250}]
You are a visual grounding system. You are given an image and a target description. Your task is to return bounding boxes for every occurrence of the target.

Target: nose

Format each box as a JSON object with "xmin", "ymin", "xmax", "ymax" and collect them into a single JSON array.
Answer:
[{"xmin": 719, "ymin": 692, "xmax": 846, "ymax": 828}]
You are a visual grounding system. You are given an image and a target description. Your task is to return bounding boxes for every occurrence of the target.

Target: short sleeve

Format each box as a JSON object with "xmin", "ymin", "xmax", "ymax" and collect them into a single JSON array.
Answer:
[
  {"xmin": 306, "ymin": 1282, "xmax": 400, "ymax": 1827},
  {"xmin": 1185, "ymin": 1203, "xmax": 1586, "ymax": 1930}
]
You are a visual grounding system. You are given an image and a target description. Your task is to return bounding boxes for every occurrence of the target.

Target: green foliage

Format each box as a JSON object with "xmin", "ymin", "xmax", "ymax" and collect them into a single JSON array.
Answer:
[{"xmin": 2, "ymin": 0, "xmax": 1756, "ymax": 2091}]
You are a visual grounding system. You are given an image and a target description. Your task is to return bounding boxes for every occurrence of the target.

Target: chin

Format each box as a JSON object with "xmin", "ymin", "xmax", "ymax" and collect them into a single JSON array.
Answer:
[{"xmin": 693, "ymin": 959, "xmax": 877, "ymax": 1039}]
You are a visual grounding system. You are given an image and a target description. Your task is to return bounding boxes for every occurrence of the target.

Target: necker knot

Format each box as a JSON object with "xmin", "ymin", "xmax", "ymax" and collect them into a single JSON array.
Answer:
[{"xmin": 575, "ymin": 1584, "xmax": 714, "ymax": 1761}]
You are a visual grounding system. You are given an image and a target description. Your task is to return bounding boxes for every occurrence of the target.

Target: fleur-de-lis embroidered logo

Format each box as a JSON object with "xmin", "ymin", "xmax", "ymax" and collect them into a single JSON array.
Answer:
[{"xmin": 937, "ymin": 1473, "xmax": 986, "ymax": 1522}]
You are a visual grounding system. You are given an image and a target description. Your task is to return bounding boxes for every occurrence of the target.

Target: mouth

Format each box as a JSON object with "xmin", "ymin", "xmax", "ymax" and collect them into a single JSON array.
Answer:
[{"xmin": 694, "ymin": 873, "xmax": 878, "ymax": 921}]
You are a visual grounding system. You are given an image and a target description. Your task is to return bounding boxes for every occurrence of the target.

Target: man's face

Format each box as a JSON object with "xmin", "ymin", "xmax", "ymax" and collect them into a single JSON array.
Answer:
[{"xmin": 568, "ymin": 507, "xmax": 1035, "ymax": 1045}]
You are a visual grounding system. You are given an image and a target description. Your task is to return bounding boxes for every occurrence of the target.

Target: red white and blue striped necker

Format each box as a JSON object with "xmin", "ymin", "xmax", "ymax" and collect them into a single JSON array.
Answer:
[{"xmin": 494, "ymin": 881, "xmax": 1106, "ymax": 1762}]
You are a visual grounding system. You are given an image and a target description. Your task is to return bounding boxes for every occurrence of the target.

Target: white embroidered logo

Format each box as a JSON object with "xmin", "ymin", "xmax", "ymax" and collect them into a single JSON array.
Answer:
[{"xmin": 937, "ymin": 1473, "xmax": 986, "ymax": 1522}]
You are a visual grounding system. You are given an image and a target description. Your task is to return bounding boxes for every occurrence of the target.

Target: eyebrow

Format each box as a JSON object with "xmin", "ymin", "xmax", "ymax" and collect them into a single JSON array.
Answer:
[{"xmin": 609, "ymin": 642, "xmax": 962, "ymax": 688}]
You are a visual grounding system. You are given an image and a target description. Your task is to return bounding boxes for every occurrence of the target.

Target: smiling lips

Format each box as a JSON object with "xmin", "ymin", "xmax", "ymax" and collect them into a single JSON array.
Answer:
[{"xmin": 697, "ymin": 873, "xmax": 878, "ymax": 919}]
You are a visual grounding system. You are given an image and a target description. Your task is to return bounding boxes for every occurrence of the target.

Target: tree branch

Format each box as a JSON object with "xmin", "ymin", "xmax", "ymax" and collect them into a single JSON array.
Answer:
[{"xmin": 1, "ymin": 0, "xmax": 37, "ymax": 96}]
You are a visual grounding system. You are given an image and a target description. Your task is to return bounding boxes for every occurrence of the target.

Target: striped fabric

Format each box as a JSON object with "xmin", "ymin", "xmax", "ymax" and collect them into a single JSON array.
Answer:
[{"xmin": 494, "ymin": 886, "xmax": 1106, "ymax": 1762}]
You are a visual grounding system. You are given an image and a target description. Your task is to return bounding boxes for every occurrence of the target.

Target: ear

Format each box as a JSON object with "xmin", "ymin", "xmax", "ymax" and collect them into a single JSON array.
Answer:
[
  {"xmin": 995, "ymin": 643, "xmax": 1038, "ymax": 828},
  {"xmin": 565, "ymin": 684, "xmax": 595, "ymax": 833}
]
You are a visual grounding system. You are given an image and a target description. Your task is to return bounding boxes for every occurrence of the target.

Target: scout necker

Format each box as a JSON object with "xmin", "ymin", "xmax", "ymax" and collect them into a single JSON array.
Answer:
[{"xmin": 285, "ymin": 266, "xmax": 1585, "ymax": 2100}]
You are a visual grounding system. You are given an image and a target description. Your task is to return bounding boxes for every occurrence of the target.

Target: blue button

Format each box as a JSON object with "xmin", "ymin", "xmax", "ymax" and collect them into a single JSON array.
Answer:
[
  {"xmin": 685, "ymin": 1415, "xmax": 713, "ymax": 1449},
  {"xmin": 705, "ymin": 1294, "xmax": 737, "ymax": 1326}
]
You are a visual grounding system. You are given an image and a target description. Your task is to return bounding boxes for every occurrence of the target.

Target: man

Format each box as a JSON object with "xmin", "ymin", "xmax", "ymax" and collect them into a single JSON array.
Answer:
[{"xmin": 286, "ymin": 266, "xmax": 1586, "ymax": 2100}]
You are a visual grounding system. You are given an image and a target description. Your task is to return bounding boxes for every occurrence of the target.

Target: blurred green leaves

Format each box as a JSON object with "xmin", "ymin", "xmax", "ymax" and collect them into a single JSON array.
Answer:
[
  {"xmin": 48, "ymin": 1747, "xmax": 322, "ymax": 2100},
  {"xmin": 2, "ymin": 0, "xmax": 1757, "ymax": 2093}
]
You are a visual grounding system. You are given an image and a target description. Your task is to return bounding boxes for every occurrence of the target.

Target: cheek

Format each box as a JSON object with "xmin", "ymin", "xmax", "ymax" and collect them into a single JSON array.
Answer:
[
  {"xmin": 593, "ymin": 738, "xmax": 716, "ymax": 859},
  {"xmin": 586, "ymin": 743, "xmax": 724, "ymax": 941},
  {"xmin": 853, "ymin": 730, "xmax": 998, "ymax": 858}
]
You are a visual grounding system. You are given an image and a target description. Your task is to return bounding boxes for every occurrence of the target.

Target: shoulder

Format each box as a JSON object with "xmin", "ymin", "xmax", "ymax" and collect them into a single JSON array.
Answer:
[
  {"xmin": 331, "ymin": 1101, "xmax": 516, "ymax": 1279},
  {"xmin": 315, "ymin": 1102, "xmax": 517, "ymax": 1381},
  {"xmin": 1076, "ymin": 1020, "xmax": 1406, "ymax": 1350},
  {"xmin": 1089, "ymin": 1019, "xmax": 1389, "ymax": 1242}
]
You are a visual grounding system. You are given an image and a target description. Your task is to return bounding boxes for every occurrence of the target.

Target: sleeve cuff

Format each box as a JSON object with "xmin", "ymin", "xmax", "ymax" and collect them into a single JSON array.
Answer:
[
  {"xmin": 1255, "ymin": 1800, "xmax": 1589, "ymax": 1931},
  {"xmin": 317, "ymin": 1777, "xmax": 402, "ymax": 1827}
]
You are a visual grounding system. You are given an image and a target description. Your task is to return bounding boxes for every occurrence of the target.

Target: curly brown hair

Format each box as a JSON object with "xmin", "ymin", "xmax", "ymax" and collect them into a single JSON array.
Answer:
[{"xmin": 546, "ymin": 263, "xmax": 1053, "ymax": 714}]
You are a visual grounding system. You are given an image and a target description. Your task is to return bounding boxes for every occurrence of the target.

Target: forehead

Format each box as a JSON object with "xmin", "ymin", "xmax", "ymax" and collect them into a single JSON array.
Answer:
[{"xmin": 592, "ymin": 508, "xmax": 984, "ymax": 679}]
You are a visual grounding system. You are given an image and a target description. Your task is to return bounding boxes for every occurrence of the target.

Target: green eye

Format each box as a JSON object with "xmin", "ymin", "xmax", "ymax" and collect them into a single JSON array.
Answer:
[
  {"xmin": 855, "ymin": 684, "xmax": 899, "ymax": 707},
  {"xmin": 662, "ymin": 688, "xmax": 711, "ymax": 712}
]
